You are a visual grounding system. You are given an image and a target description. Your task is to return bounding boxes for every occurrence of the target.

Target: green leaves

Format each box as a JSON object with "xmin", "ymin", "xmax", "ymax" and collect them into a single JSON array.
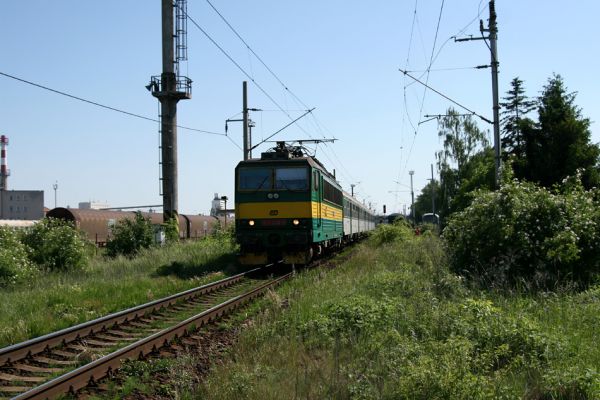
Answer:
[
  {"xmin": 21, "ymin": 218, "xmax": 89, "ymax": 272},
  {"xmin": 0, "ymin": 226, "xmax": 37, "ymax": 285},
  {"xmin": 106, "ymin": 212, "xmax": 155, "ymax": 257},
  {"xmin": 443, "ymin": 176, "xmax": 600, "ymax": 289}
]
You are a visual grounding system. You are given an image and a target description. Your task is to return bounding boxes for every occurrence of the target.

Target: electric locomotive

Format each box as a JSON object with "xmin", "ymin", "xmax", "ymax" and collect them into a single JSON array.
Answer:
[{"xmin": 235, "ymin": 141, "xmax": 375, "ymax": 265}]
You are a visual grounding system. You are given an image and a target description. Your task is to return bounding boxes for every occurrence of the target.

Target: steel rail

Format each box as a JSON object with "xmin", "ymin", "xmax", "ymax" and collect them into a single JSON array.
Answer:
[
  {"xmin": 13, "ymin": 272, "xmax": 292, "ymax": 400},
  {"xmin": 0, "ymin": 265, "xmax": 268, "ymax": 366}
]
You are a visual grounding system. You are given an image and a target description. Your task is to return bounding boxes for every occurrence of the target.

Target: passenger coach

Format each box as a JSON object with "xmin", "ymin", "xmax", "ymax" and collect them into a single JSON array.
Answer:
[{"xmin": 235, "ymin": 142, "xmax": 374, "ymax": 265}]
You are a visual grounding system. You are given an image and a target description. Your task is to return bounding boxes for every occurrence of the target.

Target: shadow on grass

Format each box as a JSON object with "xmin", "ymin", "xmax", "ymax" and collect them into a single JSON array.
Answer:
[{"xmin": 153, "ymin": 253, "xmax": 251, "ymax": 280}]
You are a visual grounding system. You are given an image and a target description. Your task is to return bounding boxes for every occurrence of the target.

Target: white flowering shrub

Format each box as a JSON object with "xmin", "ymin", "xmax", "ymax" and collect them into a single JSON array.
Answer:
[
  {"xmin": 0, "ymin": 226, "xmax": 37, "ymax": 285},
  {"xmin": 22, "ymin": 218, "xmax": 89, "ymax": 272},
  {"xmin": 443, "ymin": 175, "xmax": 600, "ymax": 288}
]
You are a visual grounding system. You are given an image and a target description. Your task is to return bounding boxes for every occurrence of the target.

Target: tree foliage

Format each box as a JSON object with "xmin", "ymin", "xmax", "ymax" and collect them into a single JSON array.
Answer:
[
  {"xmin": 500, "ymin": 77, "xmax": 536, "ymax": 156},
  {"xmin": 443, "ymin": 172, "xmax": 600, "ymax": 289},
  {"xmin": 413, "ymin": 180, "xmax": 441, "ymax": 223},
  {"xmin": 106, "ymin": 212, "xmax": 155, "ymax": 257},
  {"xmin": 437, "ymin": 108, "xmax": 489, "ymax": 174},
  {"xmin": 431, "ymin": 108, "xmax": 493, "ymax": 225},
  {"xmin": 505, "ymin": 74, "xmax": 600, "ymax": 189},
  {"xmin": 0, "ymin": 227, "xmax": 37, "ymax": 285}
]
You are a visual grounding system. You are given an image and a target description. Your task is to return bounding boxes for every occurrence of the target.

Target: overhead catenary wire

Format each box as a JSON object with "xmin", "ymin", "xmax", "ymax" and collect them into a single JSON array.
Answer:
[
  {"xmin": 201, "ymin": 0, "xmax": 356, "ymax": 185},
  {"xmin": 399, "ymin": 69, "xmax": 492, "ymax": 124},
  {"xmin": 398, "ymin": 0, "xmax": 445, "ymax": 203},
  {"xmin": 0, "ymin": 71, "xmax": 224, "ymax": 136},
  {"xmin": 182, "ymin": 8, "xmax": 307, "ymax": 138},
  {"xmin": 225, "ymin": 135, "xmax": 243, "ymax": 151},
  {"xmin": 397, "ymin": 1, "xmax": 489, "ymax": 212},
  {"xmin": 203, "ymin": 0, "xmax": 312, "ymax": 111}
]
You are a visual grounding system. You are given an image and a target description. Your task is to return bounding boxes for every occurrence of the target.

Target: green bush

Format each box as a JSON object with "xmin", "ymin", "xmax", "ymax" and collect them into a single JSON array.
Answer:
[
  {"xmin": 106, "ymin": 212, "xmax": 154, "ymax": 257},
  {"xmin": 301, "ymin": 295, "xmax": 394, "ymax": 343},
  {"xmin": 370, "ymin": 220, "xmax": 414, "ymax": 246},
  {"xmin": 443, "ymin": 175, "xmax": 600, "ymax": 288},
  {"xmin": 22, "ymin": 218, "xmax": 89, "ymax": 272},
  {"xmin": 163, "ymin": 216, "xmax": 179, "ymax": 244},
  {"xmin": 0, "ymin": 226, "xmax": 37, "ymax": 285}
]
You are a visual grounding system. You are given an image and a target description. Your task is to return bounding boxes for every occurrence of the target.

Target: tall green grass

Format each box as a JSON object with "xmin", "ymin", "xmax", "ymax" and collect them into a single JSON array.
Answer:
[
  {"xmin": 0, "ymin": 235, "xmax": 241, "ymax": 348},
  {"xmin": 195, "ymin": 225, "xmax": 600, "ymax": 399}
]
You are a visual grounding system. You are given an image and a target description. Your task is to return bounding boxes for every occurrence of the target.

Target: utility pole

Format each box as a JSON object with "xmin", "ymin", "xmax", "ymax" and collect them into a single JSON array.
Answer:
[
  {"xmin": 53, "ymin": 181, "xmax": 58, "ymax": 208},
  {"xmin": 488, "ymin": 0, "xmax": 501, "ymax": 187},
  {"xmin": 430, "ymin": 164, "xmax": 436, "ymax": 220},
  {"xmin": 226, "ymin": 81, "xmax": 260, "ymax": 160},
  {"xmin": 243, "ymin": 81, "xmax": 249, "ymax": 160},
  {"xmin": 409, "ymin": 170, "xmax": 415, "ymax": 223},
  {"xmin": 351, "ymin": 183, "xmax": 356, "ymax": 197},
  {"xmin": 148, "ymin": 0, "xmax": 192, "ymax": 223},
  {"xmin": 455, "ymin": 0, "xmax": 501, "ymax": 187}
]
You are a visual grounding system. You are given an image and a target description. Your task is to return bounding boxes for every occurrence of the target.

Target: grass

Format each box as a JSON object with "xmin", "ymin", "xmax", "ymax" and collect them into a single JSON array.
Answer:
[
  {"xmin": 189, "ymin": 226, "xmax": 600, "ymax": 399},
  {"xmin": 0, "ymin": 234, "xmax": 242, "ymax": 348}
]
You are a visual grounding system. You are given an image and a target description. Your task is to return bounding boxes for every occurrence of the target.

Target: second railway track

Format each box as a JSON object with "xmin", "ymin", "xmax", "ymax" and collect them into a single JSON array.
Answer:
[{"xmin": 0, "ymin": 262, "xmax": 288, "ymax": 399}]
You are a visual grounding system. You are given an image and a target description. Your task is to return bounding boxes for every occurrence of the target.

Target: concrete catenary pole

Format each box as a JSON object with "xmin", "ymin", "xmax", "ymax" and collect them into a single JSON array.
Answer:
[
  {"xmin": 430, "ymin": 164, "xmax": 436, "ymax": 219},
  {"xmin": 489, "ymin": 0, "xmax": 501, "ymax": 187},
  {"xmin": 243, "ymin": 81, "xmax": 249, "ymax": 161},
  {"xmin": 409, "ymin": 170, "xmax": 415, "ymax": 223},
  {"xmin": 160, "ymin": 0, "xmax": 178, "ymax": 223}
]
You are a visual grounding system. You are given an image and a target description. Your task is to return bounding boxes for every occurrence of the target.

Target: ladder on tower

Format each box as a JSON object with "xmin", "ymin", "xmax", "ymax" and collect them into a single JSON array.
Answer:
[
  {"xmin": 174, "ymin": 0, "xmax": 188, "ymax": 79},
  {"xmin": 158, "ymin": 113, "xmax": 163, "ymax": 196}
]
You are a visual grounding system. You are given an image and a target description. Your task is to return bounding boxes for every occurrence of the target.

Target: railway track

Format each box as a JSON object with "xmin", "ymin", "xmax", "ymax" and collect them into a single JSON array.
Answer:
[{"xmin": 0, "ymin": 263, "xmax": 290, "ymax": 399}]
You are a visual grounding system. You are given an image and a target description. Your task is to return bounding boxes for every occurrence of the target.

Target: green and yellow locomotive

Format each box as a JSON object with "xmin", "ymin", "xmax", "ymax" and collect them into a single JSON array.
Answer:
[{"xmin": 235, "ymin": 141, "xmax": 375, "ymax": 265}]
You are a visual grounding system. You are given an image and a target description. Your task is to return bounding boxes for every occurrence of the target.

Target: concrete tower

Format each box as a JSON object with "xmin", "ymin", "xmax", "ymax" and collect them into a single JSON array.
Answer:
[{"xmin": 0, "ymin": 135, "xmax": 9, "ymax": 190}]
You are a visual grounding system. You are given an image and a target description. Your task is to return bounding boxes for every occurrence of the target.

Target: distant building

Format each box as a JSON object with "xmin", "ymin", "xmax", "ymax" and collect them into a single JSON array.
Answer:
[
  {"xmin": 210, "ymin": 193, "xmax": 225, "ymax": 216},
  {"xmin": 0, "ymin": 190, "xmax": 44, "ymax": 220},
  {"xmin": 210, "ymin": 193, "xmax": 234, "ymax": 219},
  {"xmin": 78, "ymin": 201, "xmax": 110, "ymax": 210}
]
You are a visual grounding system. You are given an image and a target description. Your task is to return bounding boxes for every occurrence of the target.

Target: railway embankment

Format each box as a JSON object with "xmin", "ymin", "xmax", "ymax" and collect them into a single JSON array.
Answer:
[
  {"xmin": 0, "ymin": 232, "xmax": 240, "ymax": 348},
  {"xmin": 143, "ymin": 223, "xmax": 598, "ymax": 399}
]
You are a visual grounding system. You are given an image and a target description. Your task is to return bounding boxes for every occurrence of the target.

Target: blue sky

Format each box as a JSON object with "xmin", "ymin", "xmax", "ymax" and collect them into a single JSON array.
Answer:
[{"xmin": 1, "ymin": 1, "xmax": 599, "ymax": 215}]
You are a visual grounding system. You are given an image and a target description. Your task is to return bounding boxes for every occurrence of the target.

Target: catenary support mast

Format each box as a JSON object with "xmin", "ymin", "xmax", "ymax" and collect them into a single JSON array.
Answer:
[{"xmin": 149, "ymin": 0, "xmax": 192, "ymax": 223}]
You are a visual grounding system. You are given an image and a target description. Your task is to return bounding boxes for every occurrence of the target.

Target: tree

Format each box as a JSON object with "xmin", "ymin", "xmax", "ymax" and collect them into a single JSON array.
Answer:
[
  {"xmin": 435, "ymin": 108, "xmax": 492, "ymax": 224},
  {"xmin": 437, "ymin": 108, "xmax": 489, "ymax": 174},
  {"xmin": 413, "ymin": 180, "xmax": 441, "ymax": 222},
  {"xmin": 500, "ymin": 77, "xmax": 536, "ymax": 157},
  {"xmin": 517, "ymin": 74, "xmax": 600, "ymax": 189}
]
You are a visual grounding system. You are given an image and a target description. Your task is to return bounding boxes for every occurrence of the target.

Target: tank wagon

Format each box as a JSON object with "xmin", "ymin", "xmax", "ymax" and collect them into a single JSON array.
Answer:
[
  {"xmin": 46, "ymin": 208, "xmax": 222, "ymax": 245},
  {"xmin": 235, "ymin": 142, "xmax": 375, "ymax": 265}
]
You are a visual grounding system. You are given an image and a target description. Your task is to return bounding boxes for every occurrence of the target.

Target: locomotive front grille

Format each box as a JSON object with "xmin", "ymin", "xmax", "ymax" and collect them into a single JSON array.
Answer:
[{"xmin": 267, "ymin": 233, "xmax": 281, "ymax": 246}]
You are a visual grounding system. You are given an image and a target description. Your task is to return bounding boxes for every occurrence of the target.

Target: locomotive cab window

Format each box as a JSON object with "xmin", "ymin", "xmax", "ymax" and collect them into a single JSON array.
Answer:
[
  {"xmin": 239, "ymin": 167, "xmax": 272, "ymax": 190},
  {"xmin": 313, "ymin": 171, "xmax": 319, "ymax": 191},
  {"xmin": 275, "ymin": 167, "xmax": 308, "ymax": 191},
  {"xmin": 323, "ymin": 180, "xmax": 342, "ymax": 205}
]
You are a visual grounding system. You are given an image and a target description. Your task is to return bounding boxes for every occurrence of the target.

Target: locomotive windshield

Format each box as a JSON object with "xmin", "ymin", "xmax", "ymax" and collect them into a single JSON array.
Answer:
[
  {"xmin": 239, "ymin": 168, "xmax": 272, "ymax": 190},
  {"xmin": 238, "ymin": 166, "xmax": 308, "ymax": 191},
  {"xmin": 275, "ymin": 167, "xmax": 308, "ymax": 191}
]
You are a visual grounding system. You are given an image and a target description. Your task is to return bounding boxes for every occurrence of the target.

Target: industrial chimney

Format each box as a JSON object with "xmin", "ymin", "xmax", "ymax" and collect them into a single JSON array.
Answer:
[{"xmin": 0, "ymin": 135, "xmax": 9, "ymax": 190}]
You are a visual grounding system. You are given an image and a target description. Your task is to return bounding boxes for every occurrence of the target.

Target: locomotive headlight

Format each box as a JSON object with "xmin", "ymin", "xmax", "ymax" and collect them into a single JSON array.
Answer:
[
  {"xmin": 273, "ymin": 193, "xmax": 279, "ymax": 199},
  {"xmin": 293, "ymin": 219, "xmax": 300, "ymax": 226},
  {"xmin": 248, "ymin": 220, "xmax": 255, "ymax": 226}
]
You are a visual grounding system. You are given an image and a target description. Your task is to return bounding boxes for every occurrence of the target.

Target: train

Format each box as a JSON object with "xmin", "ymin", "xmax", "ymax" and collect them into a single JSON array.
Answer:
[
  {"xmin": 235, "ymin": 141, "xmax": 375, "ymax": 265},
  {"xmin": 46, "ymin": 208, "xmax": 223, "ymax": 246}
]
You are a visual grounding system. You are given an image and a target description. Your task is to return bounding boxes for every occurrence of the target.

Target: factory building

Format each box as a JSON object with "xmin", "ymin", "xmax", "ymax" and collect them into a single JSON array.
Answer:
[
  {"xmin": 210, "ymin": 193, "xmax": 234, "ymax": 219},
  {"xmin": 0, "ymin": 190, "xmax": 44, "ymax": 220},
  {"xmin": 0, "ymin": 135, "xmax": 44, "ymax": 220},
  {"xmin": 78, "ymin": 201, "xmax": 110, "ymax": 210}
]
